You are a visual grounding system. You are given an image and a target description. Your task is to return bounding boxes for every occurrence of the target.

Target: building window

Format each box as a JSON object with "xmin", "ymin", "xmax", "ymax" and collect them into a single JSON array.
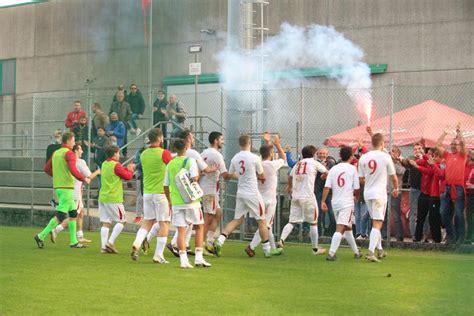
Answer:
[{"xmin": 0, "ymin": 59, "xmax": 16, "ymax": 96}]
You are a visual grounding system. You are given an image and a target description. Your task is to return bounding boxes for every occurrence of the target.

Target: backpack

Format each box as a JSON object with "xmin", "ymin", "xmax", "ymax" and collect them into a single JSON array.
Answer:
[{"xmin": 174, "ymin": 158, "xmax": 203, "ymax": 203}]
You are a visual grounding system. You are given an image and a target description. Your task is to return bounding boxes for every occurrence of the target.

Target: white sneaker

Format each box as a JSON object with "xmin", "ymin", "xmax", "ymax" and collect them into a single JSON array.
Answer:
[
  {"xmin": 194, "ymin": 259, "xmax": 212, "ymax": 267},
  {"xmin": 180, "ymin": 261, "xmax": 194, "ymax": 269},
  {"xmin": 312, "ymin": 247, "xmax": 326, "ymax": 255},
  {"xmin": 136, "ymin": 128, "xmax": 141, "ymax": 135},
  {"xmin": 153, "ymin": 256, "xmax": 169, "ymax": 264},
  {"xmin": 366, "ymin": 251, "xmax": 381, "ymax": 262}
]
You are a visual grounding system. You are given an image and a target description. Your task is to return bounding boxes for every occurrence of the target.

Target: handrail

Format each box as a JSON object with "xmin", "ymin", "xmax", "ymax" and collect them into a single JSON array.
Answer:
[
  {"xmin": 0, "ymin": 120, "xmax": 64, "ymax": 125},
  {"xmin": 187, "ymin": 115, "xmax": 226, "ymax": 131}
]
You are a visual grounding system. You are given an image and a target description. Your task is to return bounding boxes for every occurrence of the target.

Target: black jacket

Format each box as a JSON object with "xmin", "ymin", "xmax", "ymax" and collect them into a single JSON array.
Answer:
[{"xmin": 126, "ymin": 90, "xmax": 146, "ymax": 115}]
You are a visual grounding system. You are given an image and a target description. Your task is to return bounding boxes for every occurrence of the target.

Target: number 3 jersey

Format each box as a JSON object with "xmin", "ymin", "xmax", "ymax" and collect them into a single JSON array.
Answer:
[
  {"xmin": 229, "ymin": 150, "xmax": 264, "ymax": 196},
  {"xmin": 290, "ymin": 158, "xmax": 328, "ymax": 199},
  {"xmin": 358, "ymin": 150, "xmax": 396, "ymax": 201},
  {"xmin": 324, "ymin": 162, "xmax": 360, "ymax": 210}
]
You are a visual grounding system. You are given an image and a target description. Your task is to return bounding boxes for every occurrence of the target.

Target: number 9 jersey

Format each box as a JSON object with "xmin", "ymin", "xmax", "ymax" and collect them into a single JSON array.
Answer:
[{"xmin": 358, "ymin": 150, "xmax": 396, "ymax": 201}]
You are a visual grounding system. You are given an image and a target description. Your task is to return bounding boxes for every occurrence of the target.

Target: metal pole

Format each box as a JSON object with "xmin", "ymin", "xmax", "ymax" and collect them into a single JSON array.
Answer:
[
  {"xmin": 299, "ymin": 82, "xmax": 304, "ymax": 150},
  {"xmin": 220, "ymin": 87, "xmax": 224, "ymax": 133},
  {"xmin": 86, "ymin": 81, "xmax": 92, "ymax": 230},
  {"xmin": 30, "ymin": 95, "xmax": 36, "ymax": 225},
  {"xmin": 387, "ymin": 79, "xmax": 395, "ymax": 247},
  {"xmin": 149, "ymin": 0, "xmax": 154, "ymax": 130},
  {"xmin": 194, "ymin": 53, "xmax": 198, "ymax": 133}
]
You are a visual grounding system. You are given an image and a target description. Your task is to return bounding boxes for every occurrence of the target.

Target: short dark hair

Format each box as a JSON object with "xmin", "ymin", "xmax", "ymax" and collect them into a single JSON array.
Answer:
[
  {"xmin": 209, "ymin": 131, "xmax": 223, "ymax": 145},
  {"xmin": 179, "ymin": 129, "xmax": 192, "ymax": 140},
  {"xmin": 239, "ymin": 135, "xmax": 251, "ymax": 147},
  {"xmin": 173, "ymin": 138, "xmax": 186, "ymax": 152},
  {"xmin": 413, "ymin": 142, "xmax": 423, "ymax": 148},
  {"xmin": 259, "ymin": 144, "xmax": 273, "ymax": 159},
  {"xmin": 130, "ymin": 83, "xmax": 137, "ymax": 88},
  {"xmin": 158, "ymin": 90, "xmax": 165, "ymax": 94},
  {"xmin": 148, "ymin": 128, "xmax": 163, "ymax": 143},
  {"xmin": 97, "ymin": 127, "xmax": 105, "ymax": 132},
  {"xmin": 72, "ymin": 144, "xmax": 81, "ymax": 152},
  {"xmin": 105, "ymin": 145, "xmax": 120, "ymax": 158},
  {"xmin": 62, "ymin": 132, "xmax": 74, "ymax": 144},
  {"xmin": 93, "ymin": 102, "xmax": 101, "ymax": 109},
  {"xmin": 301, "ymin": 145, "xmax": 317, "ymax": 159},
  {"xmin": 372, "ymin": 133, "xmax": 384, "ymax": 147},
  {"xmin": 339, "ymin": 146, "xmax": 353, "ymax": 162}
]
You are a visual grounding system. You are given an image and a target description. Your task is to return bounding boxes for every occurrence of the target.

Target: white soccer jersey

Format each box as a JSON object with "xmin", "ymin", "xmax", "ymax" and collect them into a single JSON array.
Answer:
[
  {"xmin": 199, "ymin": 147, "xmax": 227, "ymax": 195},
  {"xmin": 74, "ymin": 158, "xmax": 91, "ymax": 200},
  {"xmin": 290, "ymin": 158, "xmax": 328, "ymax": 199},
  {"xmin": 325, "ymin": 162, "xmax": 360, "ymax": 209},
  {"xmin": 358, "ymin": 150, "xmax": 396, "ymax": 201},
  {"xmin": 258, "ymin": 159, "xmax": 286, "ymax": 202},
  {"xmin": 229, "ymin": 150, "xmax": 264, "ymax": 195},
  {"xmin": 163, "ymin": 158, "xmax": 199, "ymax": 186},
  {"xmin": 186, "ymin": 148, "xmax": 208, "ymax": 172}
]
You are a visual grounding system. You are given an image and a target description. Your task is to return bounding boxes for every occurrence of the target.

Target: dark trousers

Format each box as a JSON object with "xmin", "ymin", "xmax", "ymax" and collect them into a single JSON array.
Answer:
[
  {"xmin": 415, "ymin": 193, "xmax": 431, "ymax": 241},
  {"xmin": 159, "ymin": 122, "xmax": 168, "ymax": 149},
  {"xmin": 467, "ymin": 193, "xmax": 474, "ymax": 242},
  {"xmin": 429, "ymin": 197, "xmax": 442, "ymax": 243}
]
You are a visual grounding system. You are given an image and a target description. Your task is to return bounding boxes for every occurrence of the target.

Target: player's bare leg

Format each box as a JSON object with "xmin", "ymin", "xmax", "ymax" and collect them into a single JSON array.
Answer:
[
  {"xmin": 77, "ymin": 208, "xmax": 91, "ymax": 243},
  {"xmin": 178, "ymin": 226, "xmax": 193, "ymax": 268},
  {"xmin": 131, "ymin": 219, "xmax": 155, "ymax": 261},
  {"xmin": 194, "ymin": 224, "xmax": 211, "ymax": 267}
]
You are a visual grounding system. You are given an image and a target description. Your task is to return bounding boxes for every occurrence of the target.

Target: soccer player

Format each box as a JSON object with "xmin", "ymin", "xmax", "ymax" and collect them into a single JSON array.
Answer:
[
  {"xmin": 358, "ymin": 133, "xmax": 398, "ymax": 262},
  {"xmin": 214, "ymin": 135, "xmax": 272, "ymax": 258},
  {"xmin": 321, "ymin": 146, "xmax": 362, "ymax": 261},
  {"xmin": 200, "ymin": 131, "xmax": 230, "ymax": 254},
  {"xmin": 278, "ymin": 145, "xmax": 328, "ymax": 255},
  {"xmin": 164, "ymin": 139, "xmax": 211, "ymax": 268},
  {"xmin": 99, "ymin": 145, "xmax": 135, "ymax": 254},
  {"xmin": 246, "ymin": 134, "xmax": 286, "ymax": 257},
  {"xmin": 35, "ymin": 132, "xmax": 90, "ymax": 249},
  {"xmin": 130, "ymin": 128, "xmax": 172, "ymax": 263}
]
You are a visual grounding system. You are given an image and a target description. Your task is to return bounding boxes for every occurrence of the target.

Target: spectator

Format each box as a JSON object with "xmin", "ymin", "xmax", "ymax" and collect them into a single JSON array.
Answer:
[
  {"xmin": 132, "ymin": 137, "xmax": 150, "ymax": 223},
  {"xmin": 112, "ymin": 84, "xmax": 127, "ymax": 103},
  {"xmin": 314, "ymin": 147, "xmax": 337, "ymax": 236},
  {"xmin": 65, "ymin": 101, "xmax": 86, "ymax": 131},
  {"xmin": 153, "ymin": 89, "xmax": 169, "ymax": 146},
  {"xmin": 465, "ymin": 150, "xmax": 474, "ymax": 244},
  {"xmin": 437, "ymin": 124, "xmax": 467, "ymax": 245},
  {"xmin": 72, "ymin": 116, "xmax": 89, "ymax": 163},
  {"xmin": 46, "ymin": 129, "xmax": 63, "ymax": 162},
  {"xmin": 390, "ymin": 146, "xmax": 406, "ymax": 241},
  {"xmin": 126, "ymin": 83, "xmax": 146, "ymax": 135},
  {"xmin": 110, "ymin": 91, "xmax": 132, "ymax": 156},
  {"xmin": 92, "ymin": 127, "xmax": 109, "ymax": 168},
  {"xmin": 167, "ymin": 94, "xmax": 186, "ymax": 138},
  {"xmin": 91, "ymin": 103, "xmax": 109, "ymax": 139},
  {"xmin": 106, "ymin": 112, "xmax": 126, "ymax": 148}
]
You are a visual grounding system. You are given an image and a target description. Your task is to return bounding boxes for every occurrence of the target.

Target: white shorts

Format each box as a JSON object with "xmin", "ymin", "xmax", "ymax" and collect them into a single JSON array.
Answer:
[
  {"xmin": 74, "ymin": 198, "xmax": 84, "ymax": 214},
  {"xmin": 171, "ymin": 204, "xmax": 204, "ymax": 227},
  {"xmin": 143, "ymin": 193, "xmax": 170, "ymax": 221},
  {"xmin": 264, "ymin": 200, "xmax": 277, "ymax": 228},
  {"xmin": 234, "ymin": 193, "xmax": 265, "ymax": 220},
  {"xmin": 366, "ymin": 199, "xmax": 387, "ymax": 221},
  {"xmin": 99, "ymin": 202, "xmax": 126, "ymax": 223},
  {"xmin": 333, "ymin": 206, "xmax": 354, "ymax": 227},
  {"xmin": 289, "ymin": 197, "xmax": 318, "ymax": 224},
  {"xmin": 202, "ymin": 194, "xmax": 220, "ymax": 215}
]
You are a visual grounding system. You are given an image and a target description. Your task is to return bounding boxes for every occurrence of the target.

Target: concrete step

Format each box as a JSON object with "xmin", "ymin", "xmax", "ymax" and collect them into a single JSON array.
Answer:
[{"xmin": 0, "ymin": 157, "xmax": 45, "ymax": 172}]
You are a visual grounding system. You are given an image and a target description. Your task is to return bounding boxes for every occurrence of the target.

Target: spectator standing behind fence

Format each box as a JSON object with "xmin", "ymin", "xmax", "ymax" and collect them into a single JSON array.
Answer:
[
  {"xmin": 91, "ymin": 103, "xmax": 109, "ymax": 139},
  {"xmin": 46, "ymin": 129, "xmax": 63, "ymax": 162},
  {"xmin": 465, "ymin": 150, "xmax": 474, "ymax": 244},
  {"xmin": 110, "ymin": 91, "xmax": 132, "ymax": 156},
  {"xmin": 153, "ymin": 90, "xmax": 169, "ymax": 147},
  {"xmin": 315, "ymin": 147, "xmax": 337, "ymax": 237},
  {"xmin": 390, "ymin": 146, "xmax": 406, "ymax": 241},
  {"xmin": 112, "ymin": 85, "xmax": 127, "ymax": 102},
  {"xmin": 72, "ymin": 116, "xmax": 89, "ymax": 163},
  {"xmin": 106, "ymin": 112, "xmax": 126, "ymax": 148},
  {"xmin": 167, "ymin": 94, "xmax": 186, "ymax": 138},
  {"xmin": 65, "ymin": 101, "xmax": 86, "ymax": 132},
  {"xmin": 436, "ymin": 123, "xmax": 467, "ymax": 245},
  {"xmin": 92, "ymin": 127, "xmax": 109, "ymax": 169},
  {"xmin": 126, "ymin": 83, "xmax": 146, "ymax": 136}
]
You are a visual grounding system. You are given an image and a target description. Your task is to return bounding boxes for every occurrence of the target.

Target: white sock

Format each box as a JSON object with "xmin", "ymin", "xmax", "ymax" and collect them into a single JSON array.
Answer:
[
  {"xmin": 250, "ymin": 230, "xmax": 261, "ymax": 250},
  {"xmin": 268, "ymin": 227, "xmax": 276, "ymax": 249},
  {"xmin": 185, "ymin": 225, "xmax": 193, "ymax": 247},
  {"xmin": 310, "ymin": 225, "xmax": 319, "ymax": 249},
  {"xmin": 154, "ymin": 236, "xmax": 167, "ymax": 258},
  {"xmin": 55, "ymin": 225, "xmax": 64, "ymax": 234},
  {"xmin": 100, "ymin": 227, "xmax": 109, "ymax": 249},
  {"xmin": 329, "ymin": 232, "xmax": 343, "ymax": 256},
  {"xmin": 195, "ymin": 247, "xmax": 204, "ymax": 262},
  {"xmin": 179, "ymin": 250, "xmax": 189, "ymax": 265},
  {"xmin": 171, "ymin": 231, "xmax": 179, "ymax": 246},
  {"xmin": 262, "ymin": 240, "xmax": 271, "ymax": 255},
  {"xmin": 217, "ymin": 234, "xmax": 226, "ymax": 245},
  {"xmin": 368, "ymin": 228, "xmax": 381, "ymax": 253},
  {"xmin": 133, "ymin": 228, "xmax": 148, "ymax": 249},
  {"xmin": 147, "ymin": 222, "xmax": 160, "ymax": 242},
  {"xmin": 108, "ymin": 223, "xmax": 124, "ymax": 245},
  {"xmin": 206, "ymin": 231, "xmax": 215, "ymax": 244},
  {"xmin": 280, "ymin": 223, "xmax": 294, "ymax": 242},
  {"xmin": 344, "ymin": 231, "xmax": 359, "ymax": 254},
  {"xmin": 77, "ymin": 230, "xmax": 84, "ymax": 238},
  {"xmin": 377, "ymin": 235, "xmax": 383, "ymax": 250}
]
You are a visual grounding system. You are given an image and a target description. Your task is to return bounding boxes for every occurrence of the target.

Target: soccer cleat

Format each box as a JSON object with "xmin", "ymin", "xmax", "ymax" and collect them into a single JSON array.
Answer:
[
  {"xmin": 141, "ymin": 239, "xmax": 150, "ymax": 254},
  {"xmin": 366, "ymin": 251, "xmax": 381, "ymax": 262},
  {"xmin": 50, "ymin": 230, "xmax": 57, "ymax": 244},
  {"xmin": 180, "ymin": 262, "xmax": 194, "ymax": 269},
  {"xmin": 133, "ymin": 216, "xmax": 142, "ymax": 224},
  {"xmin": 354, "ymin": 252, "xmax": 363, "ymax": 259},
  {"xmin": 245, "ymin": 245, "xmax": 256, "ymax": 257},
  {"xmin": 194, "ymin": 259, "xmax": 212, "ymax": 267},
  {"xmin": 78, "ymin": 237, "xmax": 92, "ymax": 243},
  {"xmin": 312, "ymin": 247, "xmax": 327, "ymax": 255},
  {"xmin": 70, "ymin": 243, "xmax": 87, "ymax": 248},
  {"xmin": 131, "ymin": 246, "xmax": 139, "ymax": 261},
  {"xmin": 166, "ymin": 242, "xmax": 180, "ymax": 257},
  {"xmin": 205, "ymin": 242, "xmax": 215, "ymax": 254},
  {"xmin": 34, "ymin": 235, "xmax": 44, "ymax": 249},
  {"xmin": 263, "ymin": 251, "xmax": 272, "ymax": 258},
  {"xmin": 213, "ymin": 240, "xmax": 222, "ymax": 257},
  {"xmin": 376, "ymin": 249, "xmax": 387, "ymax": 259},
  {"xmin": 100, "ymin": 248, "xmax": 109, "ymax": 254},
  {"xmin": 277, "ymin": 240, "xmax": 284, "ymax": 249},
  {"xmin": 49, "ymin": 198, "xmax": 58, "ymax": 208},
  {"xmin": 186, "ymin": 247, "xmax": 195, "ymax": 256},
  {"xmin": 106, "ymin": 242, "xmax": 119, "ymax": 254},
  {"xmin": 203, "ymin": 248, "xmax": 214, "ymax": 257},
  {"xmin": 270, "ymin": 248, "xmax": 283, "ymax": 256},
  {"xmin": 152, "ymin": 256, "xmax": 169, "ymax": 264},
  {"xmin": 326, "ymin": 253, "xmax": 337, "ymax": 261}
]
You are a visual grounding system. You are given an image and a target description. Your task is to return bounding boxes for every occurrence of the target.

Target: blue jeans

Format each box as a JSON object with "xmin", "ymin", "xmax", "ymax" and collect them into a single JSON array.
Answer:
[
  {"xmin": 440, "ymin": 185, "xmax": 465, "ymax": 243},
  {"xmin": 391, "ymin": 196, "xmax": 404, "ymax": 241},
  {"xmin": 130, "ymin": 113, "xmax": 139, "ymax": 129},
  {"xmin": 355, "ymin": 201, "xmax": 369, "ymax": 236}
]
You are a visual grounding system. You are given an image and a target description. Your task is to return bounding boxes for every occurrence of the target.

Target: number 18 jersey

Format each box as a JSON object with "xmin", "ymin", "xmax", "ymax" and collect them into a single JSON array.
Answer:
[
  {"xmin": 229, "ymin": 150, "xmax": 264, "ymax": 196},
  {"xmin": 290, "ymin": 158, "xmax": 328, "ymax": 199},
  {"xmin": 358, "ymin": 150, "xmax": 395, "ymax": 201},
  {"xmin": 325, "ymin": 162, "xmax": 359, "ymax": 210}
]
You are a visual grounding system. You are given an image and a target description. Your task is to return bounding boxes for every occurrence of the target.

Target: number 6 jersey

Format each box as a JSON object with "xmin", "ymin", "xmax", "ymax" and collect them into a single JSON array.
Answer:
[
  {"xmin": 324, "ymin": 162, "xmax": 360, "ymax": 210},
  {"xmin": 358, "ymin": 150, "xmax": 396, "ymax": 201},
  {"xmin": 290, "ymin": 158, "xmax": 328, "ymax": 199},
  {"xmin": 229, "ymin": 150, "xmax": 264, "ymax": 196}
]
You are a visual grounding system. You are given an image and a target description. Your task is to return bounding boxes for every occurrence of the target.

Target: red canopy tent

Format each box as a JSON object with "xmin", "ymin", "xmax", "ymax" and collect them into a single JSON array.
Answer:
[{"xmin": 324, "ymin": 100, "xmax": 474, "ymax": 149}]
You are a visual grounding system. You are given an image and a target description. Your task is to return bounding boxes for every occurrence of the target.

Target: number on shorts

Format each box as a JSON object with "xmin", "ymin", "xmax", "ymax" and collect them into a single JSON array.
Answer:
[
  {"xmin": 239, "ymin": 160, "xmax": 245, "ymax": 175},
  {"xmin": 296, "ymin": 161, "xmax": 308, "ymax": 175},
  {"xmin": 337, "ymin": 172, "xmax": 346, "ymax": 187},
  {"xmin": 368, "ymin": 159, "xmax": 377, "ymax": 175}
]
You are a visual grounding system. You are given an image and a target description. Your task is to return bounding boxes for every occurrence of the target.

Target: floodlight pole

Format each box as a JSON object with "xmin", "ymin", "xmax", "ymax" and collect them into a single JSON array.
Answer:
[{"xmin": 85, "ymin": 78, "xmax": 94, "ymax": 231}]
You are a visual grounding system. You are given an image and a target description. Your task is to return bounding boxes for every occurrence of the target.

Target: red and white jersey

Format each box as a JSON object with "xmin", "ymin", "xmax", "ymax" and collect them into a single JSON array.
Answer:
[
  {"xmin": 229, "ymin": 150, "xmax": 264, "ymax": 196},
  {"xmin": 290, "ymin": 158, "xmax": 328, "ymax": 199},
  {"xmin": 186, "ymin": 148, "xmax": 208, "ymax": 172},
  {"xmin": 358, "ymin": 150, "xmax": 396, "ymax": 201},
  {"xmin": 74, "ymin": 158, "xmax": 91, "ymax": 200},
  {"xmin": 259, "ymin": 159, "xmax": 286, "ymax": 202},
  {"xmin": 325, "ymin": 162, "xmax": 360, "ymax": 209},
  {"xmin": 199, "ymin": 147, "xmax": 227, "ymax": 195}
]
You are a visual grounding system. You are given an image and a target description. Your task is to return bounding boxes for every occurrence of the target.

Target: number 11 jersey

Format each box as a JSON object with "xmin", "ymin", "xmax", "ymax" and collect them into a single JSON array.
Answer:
[
  {"xmin": 358, "ymin": 150, "xmax": 395, "ymax": 201},
  {"xmin": 290, "ymin": 158, "xmax": 328, "ymax": 199},
  {"xmin": 229, "ymin": 150, "xmax": 264, "ymax": 196}
]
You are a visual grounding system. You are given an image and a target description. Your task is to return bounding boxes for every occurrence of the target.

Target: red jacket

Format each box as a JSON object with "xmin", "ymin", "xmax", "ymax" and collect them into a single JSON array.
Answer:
[
  {"xmin": 416, "ymin": 156, "xmax": 433, "ymax": 196},
  {"xmin": 466, "ymin": 161, "xmax": 474, "ymax": 195},
  {"xmin": 65, "ymin": 110, "xmax": 87, "ymax": 131}
]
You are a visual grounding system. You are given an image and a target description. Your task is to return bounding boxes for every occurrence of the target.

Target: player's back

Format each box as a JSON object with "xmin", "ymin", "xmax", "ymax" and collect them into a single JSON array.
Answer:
[
  {"xmin": 199, "ymin": 147, "xmax": 226, "ymax": 195},
  {"xmin": 230, "ymin": 150, "xmax": 263, "ymax": 196},
  {"xmin": 259, "ymin": 159, "xmax": 285, "ymax": 201},
  {"xmin": 358, "ymin": 150, "xmax": 395, "ymax": 200},
  {"xmin": 325, "ymin": 162, "xmax": 359, "ymax": 209},
  {"xmin": 291, "ymin": 158, "xmax": 327, "ymax": 199}
]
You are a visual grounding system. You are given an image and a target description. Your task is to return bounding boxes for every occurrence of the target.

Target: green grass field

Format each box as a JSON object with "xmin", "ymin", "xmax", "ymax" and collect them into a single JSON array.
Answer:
[{"xmin": 1, "ymin": 226, "xmax": 473, "ymax": 315}]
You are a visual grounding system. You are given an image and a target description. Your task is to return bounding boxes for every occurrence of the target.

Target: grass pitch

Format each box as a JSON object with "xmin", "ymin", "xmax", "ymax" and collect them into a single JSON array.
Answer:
[{"xmin": 1, "ymin": 226, "xmax": 473, "ymax": 315}]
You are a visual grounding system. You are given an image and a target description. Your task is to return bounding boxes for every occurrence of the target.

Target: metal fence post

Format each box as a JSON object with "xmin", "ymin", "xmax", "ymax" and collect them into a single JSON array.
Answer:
[
  {"xmin": 30, "ymin": 95, "xmax": 36, "ymax": 226},
  {"xmin": 299, "ymin": 82, "xmax": 304, "ymax": 149},
  {"xmin": 387, "ymin": 79, "xmax": 395, "ymax": 247}
]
